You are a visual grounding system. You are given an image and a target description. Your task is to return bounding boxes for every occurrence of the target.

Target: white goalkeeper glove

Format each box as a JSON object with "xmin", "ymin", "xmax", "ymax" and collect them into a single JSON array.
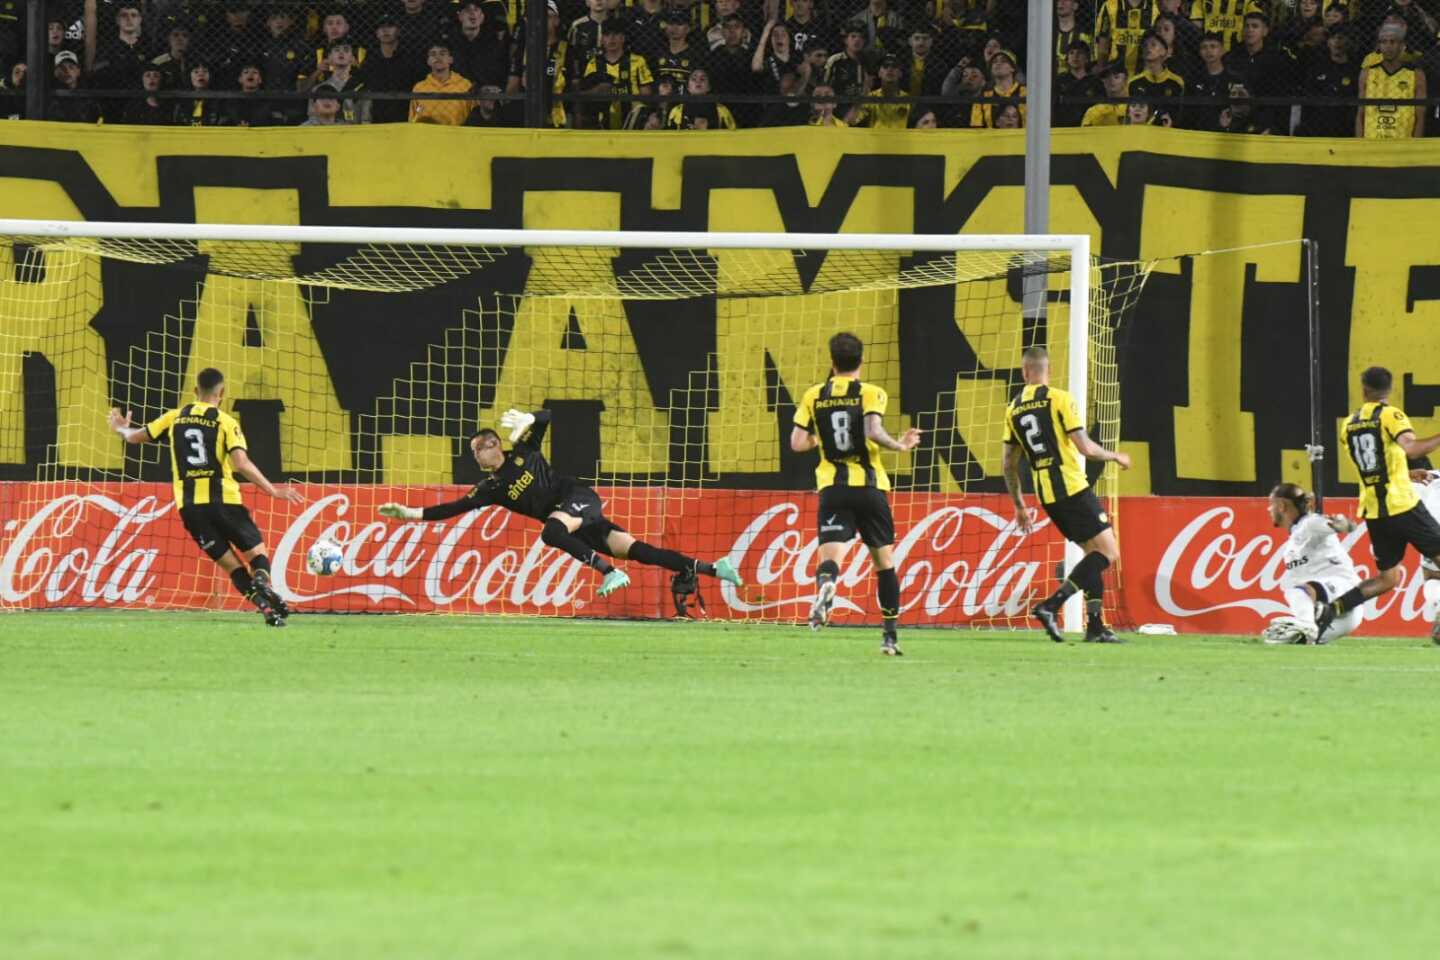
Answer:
[
  {"xmin": 379, "ymin": 502, "xmax": 422, "ymax": 521},
  {"xmin": 499, "ymin": 408, "xmax": 535, "ymax": 442}
]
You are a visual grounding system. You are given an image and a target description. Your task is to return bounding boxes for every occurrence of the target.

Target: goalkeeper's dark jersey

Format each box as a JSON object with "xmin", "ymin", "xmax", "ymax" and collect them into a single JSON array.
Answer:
[{"xmin": 422, "ymin": 411, "xmax": 571, "ymax": 522}]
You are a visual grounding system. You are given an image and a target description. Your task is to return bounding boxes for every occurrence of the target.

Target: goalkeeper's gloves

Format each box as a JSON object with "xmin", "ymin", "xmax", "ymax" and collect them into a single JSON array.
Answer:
[
  {"xmin": 379, "ymin": 502, "xmax": 422, "ymax": 521},
  {"xmin": 499, "ymin": 408, "xmax": 535, "ymax": 442}
]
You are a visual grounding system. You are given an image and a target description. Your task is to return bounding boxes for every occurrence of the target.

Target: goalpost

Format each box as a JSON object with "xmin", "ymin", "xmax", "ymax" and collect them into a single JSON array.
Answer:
[{"xmin": 0, "ymin": 220, "xmax": 1154, "ymax": 632}]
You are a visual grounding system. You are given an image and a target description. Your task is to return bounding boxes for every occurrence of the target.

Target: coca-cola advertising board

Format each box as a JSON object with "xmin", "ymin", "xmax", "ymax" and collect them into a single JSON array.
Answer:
[{"xmin": 0, "ymin": 484, "xmax": 1431, "ymax": 636}]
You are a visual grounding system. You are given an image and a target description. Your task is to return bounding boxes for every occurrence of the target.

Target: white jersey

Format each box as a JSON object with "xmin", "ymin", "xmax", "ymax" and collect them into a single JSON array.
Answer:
[
  {"xmin": 1280, "ymin": 513, "xmax": 1359, "ymax": 592},
  {"xmin": 1420, "ymin": 472, "xmax": 1440, "ymax": 573}
]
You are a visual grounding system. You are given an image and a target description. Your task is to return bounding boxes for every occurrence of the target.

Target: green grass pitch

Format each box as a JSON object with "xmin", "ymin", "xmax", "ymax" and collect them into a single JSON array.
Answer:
[{"xmin": 4, "ymin": 612, "xmax": 1440, "ymax": 959}]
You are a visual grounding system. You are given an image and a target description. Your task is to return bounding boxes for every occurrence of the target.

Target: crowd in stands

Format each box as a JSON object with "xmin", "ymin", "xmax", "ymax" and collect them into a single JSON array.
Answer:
[{"xmin": 0, "ymin": 0, "xmax": 1436, "ymax": 136}]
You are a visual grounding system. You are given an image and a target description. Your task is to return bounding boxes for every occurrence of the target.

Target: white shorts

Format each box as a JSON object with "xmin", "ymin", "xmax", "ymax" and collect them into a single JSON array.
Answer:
[{"xmin": 1423, "ymin": 555, "xmax": 1439, "ymax": 575}]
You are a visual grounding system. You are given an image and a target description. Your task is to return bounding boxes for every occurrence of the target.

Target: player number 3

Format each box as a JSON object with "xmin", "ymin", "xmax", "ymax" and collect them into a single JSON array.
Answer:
[{"xmin": 183, "ymin": 427, "xmax": 208, "ymax": 467}]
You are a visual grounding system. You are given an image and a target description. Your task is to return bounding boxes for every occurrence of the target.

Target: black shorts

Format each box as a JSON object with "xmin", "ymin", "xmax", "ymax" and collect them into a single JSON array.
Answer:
[
  {"xmin": 179, "ymin": 504, "xmax": 264, "ymax": 562},
  {"xmin": 818, "ymin": 485, "xmax": 895, "ymax": 548},
  {"xmin": 552, "ymin": 484, "xmax": 624, "ymax": 555},
  {"xmin": 1366, "ymin": 503, "xmax": 1440, "ymax": 572},
  {"xmin": 1042, "ymin": 488, "xmax": 1111, "ymax": 545}
]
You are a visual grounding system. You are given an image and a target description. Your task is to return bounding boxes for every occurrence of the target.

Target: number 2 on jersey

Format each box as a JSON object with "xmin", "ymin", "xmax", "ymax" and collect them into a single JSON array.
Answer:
[
  {"xmin": 1019, "ymin": 413, "xmax": 1046, "ymax": 455},
  {"xmin": 830, "ymin": 410, "xmax": 853, "ymax": 453}
]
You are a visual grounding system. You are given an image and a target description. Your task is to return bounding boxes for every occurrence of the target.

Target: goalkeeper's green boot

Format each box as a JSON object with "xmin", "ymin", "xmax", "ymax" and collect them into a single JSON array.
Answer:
[
  {"xmin": 597, "ymin": 568, "xmax": 631, "ymax": 598},
  {"xmin": 713, "ymin": 557, "xmax": 743, "ymax": 587}
]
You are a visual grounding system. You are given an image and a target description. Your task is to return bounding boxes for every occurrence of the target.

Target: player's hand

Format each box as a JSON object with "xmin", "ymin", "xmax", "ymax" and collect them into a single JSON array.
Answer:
[
  {"xmin": 1112, "ymin": 452, "xmax": 1132, "ymax": 471},
  {"xmin": 499, "ymin": 408, "xmax": 535, "ymax": 442},
  {"xmin": 1411, "ymin": 469, "xmax": 1431, "ymax": 483},
  {"xmin": 379, "ymin": 502, "xmax": 422, "ymax": 521},
  {"xmin": 273, "ymin": 485, "xmax": 304, "ymax": 505},
  {"xmin": 897, "ymin": 427, "xmax": 922, "ymax": 451},
  {"xmin": 1015, "ymin": 506, "xmax": 1037, "ymax": 535},
  {"xmin": 107, "ymin": 408, "xmax": 133, "ymax": 433}
]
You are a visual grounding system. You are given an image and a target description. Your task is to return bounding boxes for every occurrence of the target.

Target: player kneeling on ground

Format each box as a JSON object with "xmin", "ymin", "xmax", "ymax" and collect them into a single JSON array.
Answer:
[
  {"xmin": 377, "ymin": 409, "xmax": 742, "ymax": 598},
  {"xmin": 1262, "ymin": 482, "xmax": 1362, "ymax": 645},
  {"xmin": 1410, "ymin": 460, "xmax": 1440, "ymax": 638}
]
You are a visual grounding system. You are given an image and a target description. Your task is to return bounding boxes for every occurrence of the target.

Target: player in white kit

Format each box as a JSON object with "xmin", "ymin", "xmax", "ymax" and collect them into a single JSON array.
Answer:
[
  {"xmin": 1262, "ymin": 482, "xmax": 1363, "ymax": 645},
  {"xmin": 1409, "ymin": 461, "xmax": 1440, "ymax": 640}
]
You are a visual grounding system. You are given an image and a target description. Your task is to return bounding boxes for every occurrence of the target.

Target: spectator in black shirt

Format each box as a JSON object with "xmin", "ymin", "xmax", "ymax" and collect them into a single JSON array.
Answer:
[
  {"xmin": 1298, "ymin": 25, "xmax": 1358, "ymax": 136},
  {"xmin": 568, "ymin": 0, "xmax": 610, "ymax": 80},
  {"xmin": 1186, "ymin": 30, "xmax": 1243, "ymax": 130},
  {"xmin": 208, "ymin": 2, "xmax": 264, "ymax": 90},
  {"xmin": 1223, "ymin": 11, "xmax": 1294, "ymax": 133},
  {"xmin": 653, "ymin": 10, "xmax": 700, "ymax": 87},
  {"xmin": 906, "ymin": 24, "xmax": 946, "ymax": 98},
  {"xmin": 825, "ymin": 21, "xmax": 871, "ymax": 98},
  {"xmin": 627, "ymin": 0, "xmax": 668, "ymax": 63},
  {"xmin": 507, "ymin": 0, "xmax": 565, "ymax": 125},
  {"xmin": 1, "ymin": 61, "xmax": 24, "ymax": 119},
  {"xmin": 219, "ymin": 60, "xmax": 274, "ymax": 125},
  {"xmin": 398, "ymin": 0, "xmax": 452, "ymax": 55},
  {"xmin": 709, "ymin": 14, "xmax": 755, "ymax": 98},
  {"xmin": 49, "ymin": 49, "xmax": 98, "ymax": 121},
  {"xmin": 258, "ymin": 6, "xmax": 308, "ymax": 98},
  {"xmin": 1279, "ymin": 0, "xmax": 1323, "ymax": 53},
  {"xmin": 174, "ymin": 60, "xmax": 222, "ymax": 124},
  {"xmin": 307, "ymin": 40, "xmax": 370, "ymax": 123},
  {"xmin": 1055, "ymin": 38, "xmax": 1102, "ymax": 126},
  {"xmin": 464, "ymin": 82, "xmax": 517, "ymax": 124},
  {"xmin": 367, "ymin": 13, "xmax": 425, "ymax": 122},
  {"xmin": 92, "ymin": 1, "xmax": 154, "ymax": 119},
  {"xmin": 451, "ymin": 0, "xmax": 510, "ymax": 87},
  {"xmin": 752, "ymin": 19, "xmax": 799, "ymax": 92},
  {"xmin": 151, "ymin": 21, "xmax": 194, "ymax": 92},
  {"xmin": 1154, "ymin": 15, "xmax": 1198, "ymax": 81},
  {"xmin": 786, "ymin": 0, "xmax": 832, "ymax": 56},
  {"xmin": 760, "ymin": 64, "xmax": 810, "ymax": 124},
  {"xmin": 940, "ymin": 59, "xmax": 986, "ymax": 127}
]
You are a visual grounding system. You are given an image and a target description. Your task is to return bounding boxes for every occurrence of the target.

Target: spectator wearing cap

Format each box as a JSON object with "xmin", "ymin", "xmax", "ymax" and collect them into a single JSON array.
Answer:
[
  {"xmin": 219, "ymin": 60, "xmax": 274, "ymax": 125},
  {"xmin": 1358, "ymin": 21, "xmax": 1425, "ymax": 138},
  {"xmin": 667, "ymin": 66, "xmax": 737, "ymax": 128},
  {"xmin": 567, "ymin": 0, "xmax": 611, "ymax": 82},
  {"xmin": 1223, "ymin": 11, "xmax": 1295, "ymax": 133},
  {"xmin": 847, "ymin": 52, "xmax": 910, "ymax": 127},
  {"xmin": 49, "ymin": 49, "xmax": 99, "ymax": 122},
  {"xmin": 174, "ymin": 60, "xmax": 222, "ymax": 124},
  {"xmin": 1081, "ymin": 64, "xmax": 1129, "ymax": 124},
  {"xmin": 368, "ymin": 14, "xmax": 426, "ymax": 123},
  {"xmin": 312, "ymin": 10, "xmax": 367, "ymax": 84},
  {"xmin": 300, "ymin": 82, "xmax": 350, "ymax": 125},
  {"xmin": 123, "ymin": 63, "xmax": 171, "ymax": 125},
  {"xmin": 759, "ymin": 64, "xmax": 810, "ymax": 125},
  {"xmin": 506, "ymin": 1, "xmax": 565, "ymax": 126},
  {"xmin": 825, "ymin": 21, "xmax": 872, "ymax": 98},
  {"xmin": 626, "ymin": 0, "xmax": 669, "ymax": 64},
  {"xmin": 409, "ymin": 41, "xmax": 475, "ymax": 124},
  {"xmin": 786, "ymin": 0, "xmax": 833, "ymax": 56},
  {"xmin": 1297, "ymin": 25, "xmax": 1357, "ymax": 136},
  {"xmin": 1094, "ymin": 0, "xmax": 1160, "ymax": 74},
  {"xmin": 463, "ymin": 83, "xmax": 517, "ymax": 126},
  {"xmin": 1054, "ymin": 0, "xmax": 1093, "ymax": 75},
  {"xmin": 653, "ymin": 9, "xmax": 700, "ymax": 87},
  {"xmin": 973, "ymin": 46, "xmax": 1024, "ymax": 126},
  {"xmin": 151, "ymin": 21, "xmax": 195, "ymax": 93},
  {"xmin": 1128, "ymin": 29, "xmax": 1185, "ymax": 99},
  {"xmin": 581, "ymin": 18, "xmax": 652, "ymax": 128},
  {"xmin": 1055, "ymin": 39, "xmax": 1102, "ymax": 126},
  {"xmin": 305, "ymin": 40, "xmax": 369, "ymax": 123},
  {"xmin": 257, "ymin": 7, "xmax": 308, "ymax": 99},
  {"xmin": 752, "ymin": 18, "xmax": 800, "ymax": 93},
  {"xmin": 907, "ymin": 25, "xmax": 946, "ymax": 98},
  {"xmin": 451, "ymin": 0, "xmax": 510, "ymax": 89},
  {"xmin": 1185, "ymin": 30, "xmax": 1244, "ymax": 130}
]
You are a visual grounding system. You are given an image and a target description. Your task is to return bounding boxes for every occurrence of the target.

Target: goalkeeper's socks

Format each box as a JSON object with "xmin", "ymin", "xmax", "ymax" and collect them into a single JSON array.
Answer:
[
  {"xmin": 1331, "ymin": 585, "xmax": 1366, "ymax": 615},
  {"xmin": 540, "ymin": 518, "xmax": 613, "ymax": 573},
  {"xmin": 627, "ymin": 540, "xmax": 710, "ymax": 576}
]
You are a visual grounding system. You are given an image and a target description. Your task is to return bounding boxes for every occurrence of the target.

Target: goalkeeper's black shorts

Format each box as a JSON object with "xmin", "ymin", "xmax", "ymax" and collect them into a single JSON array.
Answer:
[{"xmin": 552, "ymin": 484, "xmax": 625, "ymax": 555}]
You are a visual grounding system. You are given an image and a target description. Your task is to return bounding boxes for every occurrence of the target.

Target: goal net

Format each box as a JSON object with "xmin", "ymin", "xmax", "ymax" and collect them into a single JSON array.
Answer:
[{"xmin": 0, "ymin": 221, "xmax": 1154, "ymax": 630}]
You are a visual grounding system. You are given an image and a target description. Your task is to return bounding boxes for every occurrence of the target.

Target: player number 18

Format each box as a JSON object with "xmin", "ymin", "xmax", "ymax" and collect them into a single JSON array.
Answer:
[{"xmin": 1349, "ymin": 432, "xmax": 1379, "ymax": 472}]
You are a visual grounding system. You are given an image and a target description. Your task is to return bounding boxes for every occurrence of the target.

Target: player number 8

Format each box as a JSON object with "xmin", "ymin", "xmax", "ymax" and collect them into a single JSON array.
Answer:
[{"xmin": 830, "ymin": 410, "xmax": 853, "ymax": 452}]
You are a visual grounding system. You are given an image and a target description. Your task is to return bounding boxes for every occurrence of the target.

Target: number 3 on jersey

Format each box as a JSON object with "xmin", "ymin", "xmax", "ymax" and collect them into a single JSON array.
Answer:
[
  {"xmin": 830, "ymin": 410, "xmax": 853, "ymax": 453},
  {"xmin": 183, "ymin": 427, "xmax": 208, "ymax": 466}
]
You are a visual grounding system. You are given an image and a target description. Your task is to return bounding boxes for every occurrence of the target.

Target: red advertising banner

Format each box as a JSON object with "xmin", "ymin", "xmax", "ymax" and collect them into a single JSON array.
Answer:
[{"xmin": 0, "ymin": 483, "xmax": 1433, "ymax": 636}]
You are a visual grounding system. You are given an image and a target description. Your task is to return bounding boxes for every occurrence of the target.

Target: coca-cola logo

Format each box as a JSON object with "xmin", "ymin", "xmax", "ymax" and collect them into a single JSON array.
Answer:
[{"xmin": 0, "ymin": 493, "xmax": 166, "ymax": 605}]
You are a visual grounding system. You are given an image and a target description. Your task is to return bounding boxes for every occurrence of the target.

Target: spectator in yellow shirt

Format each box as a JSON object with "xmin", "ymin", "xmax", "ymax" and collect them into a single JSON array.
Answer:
[
  {"xmin": 808, "ymin": 83, "xmax": 849, "ymax": 127},
  {"xmin": 1081, "ymin": 64, "xmax": 1130, "ymax": 125},
  {"xmin": 848, "ymin": 54, "xmax": 911, "ymax": 129},
  {"xmin": 409, "ymin": 42, "xmax": 475, "ymax": 125}
]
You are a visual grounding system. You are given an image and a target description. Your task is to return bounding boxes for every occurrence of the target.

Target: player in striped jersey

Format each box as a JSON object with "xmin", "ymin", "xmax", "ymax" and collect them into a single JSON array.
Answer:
[
  {"xmin": 1003, "ymin": 347, "xmax": 1131, "ymax": 643},
  {"xmin": 1318, "ymin": 366, "xmax": 1440, "ymax": 642},
  {"xmin": 107, "ymin": 368, "xmax": 303, "ymax": 626},
  {"xmin": 791, "ymin": 332, "xmax": 920, "ymax": 655}
]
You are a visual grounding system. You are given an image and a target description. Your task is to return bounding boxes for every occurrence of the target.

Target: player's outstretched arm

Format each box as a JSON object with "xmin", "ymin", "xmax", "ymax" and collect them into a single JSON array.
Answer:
[
  {"xmin": 107, "ymin": 408, "xmax": 151, "ymax": 445},
  {"xmin": 1068, "ymin": 428, "xmax": 1132, "ymax": 470},
  {"xmin": 381, "ymin": 488, "xmax": 493, "ymax": 522},
  {"xmin": 230, "ymin": 449, "xmax": 304, "ymax": 504},
  {"xmin": 1395, "ymin": 431, "xmax": 1440, "ymax": 463},
  {"xmin": 1002, "ymin": 442, "xmax": 1036, "ymax": 534},
  {"xmin": 863, "ymin": 415, "xmax": 921, "ymax": 452},
  {"xmin": 379, "ymin": 503, "xmax": 422, "ymax": 520}
]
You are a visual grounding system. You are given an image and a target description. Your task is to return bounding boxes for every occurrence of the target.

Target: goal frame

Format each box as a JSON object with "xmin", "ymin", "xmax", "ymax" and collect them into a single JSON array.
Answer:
[{"xmin": 0, "ymin": 218, "xmax": 1093, "ymax": 631}]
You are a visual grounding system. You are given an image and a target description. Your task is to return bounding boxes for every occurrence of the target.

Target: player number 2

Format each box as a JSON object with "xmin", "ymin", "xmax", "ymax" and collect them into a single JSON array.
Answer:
[
  {"xmin": 183, "ymin": 428, "xmax": 208, "ymax": 467},
  {"xmin": 1020, "ymin": 413, "xmax": 1046, "ymax": 455},
  {"xmin": 830, "ymin": 410, "xmax": 853, "ymax": 452},
  {"xmin": 1350, "ymin": 433, "xmax": 1379, "ymax": 472}
]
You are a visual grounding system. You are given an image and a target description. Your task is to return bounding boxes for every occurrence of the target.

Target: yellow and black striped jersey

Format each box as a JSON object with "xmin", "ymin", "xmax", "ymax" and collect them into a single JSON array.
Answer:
[
  {"xmin": 1003, "ymin": 384, "xmax": 1089, "ymax": 504},
  {"xmin": 794, "ymin": 376, "xmax": 892, "ymax": 491},
  {"xmin": 145, "ymin": 402, "xmax": 247, "ymax": 508},
  {"xmin": 1341, "ymin": 401, "xmax": 1420, "ymax": 519}
]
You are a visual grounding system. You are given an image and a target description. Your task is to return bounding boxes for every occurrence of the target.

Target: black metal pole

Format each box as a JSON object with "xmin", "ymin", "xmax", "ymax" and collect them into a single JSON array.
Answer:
[
  {"xmin": 25, "ymin": 0, "xmax": 46, "ymax": 120},
  {"xmin": 1306, "ymin": 239, "xmax": 1325, "ymax": 510},
  {"xmin": 523, "ymin": 0, "xmax": 547, "ymax": 128}
]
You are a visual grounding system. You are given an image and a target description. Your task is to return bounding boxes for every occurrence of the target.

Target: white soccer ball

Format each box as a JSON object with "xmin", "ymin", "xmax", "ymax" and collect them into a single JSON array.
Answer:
[{"xmin": 306, "ymin": 538, "xmax": 344, "ymax": 576}]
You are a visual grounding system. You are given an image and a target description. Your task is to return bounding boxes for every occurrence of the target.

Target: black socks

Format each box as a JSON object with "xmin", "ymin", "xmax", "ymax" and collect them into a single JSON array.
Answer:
[
  {"xmin": 628, "ymin": 541, "xmax": 713, "ymax": 577},
  {"xmin": 541, "ymin": 518, "xmax": 613, "ymax": 574},
  {"xmin": 877, "ymin": 567, "xmax": 900, "ymax": 634}
]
